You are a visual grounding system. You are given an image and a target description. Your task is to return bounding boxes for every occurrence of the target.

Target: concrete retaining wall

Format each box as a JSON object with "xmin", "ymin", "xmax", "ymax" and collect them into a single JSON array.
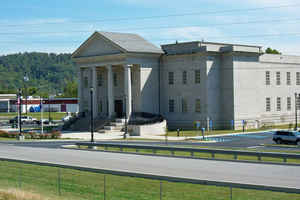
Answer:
[{"xmin": 129, "ymin": 120, "xmax": 167, "ymax": 136}]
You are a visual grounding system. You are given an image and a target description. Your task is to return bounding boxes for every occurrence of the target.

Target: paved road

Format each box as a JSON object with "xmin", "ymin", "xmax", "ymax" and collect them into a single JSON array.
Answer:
[{"xmin": 0, "ymin": 143, "xmax": 299, "ymax": 191}]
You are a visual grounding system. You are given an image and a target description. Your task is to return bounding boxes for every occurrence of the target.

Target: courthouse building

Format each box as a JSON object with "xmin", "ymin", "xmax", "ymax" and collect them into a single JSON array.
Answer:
[{"xmin": 72, "ymin": 31, "xmax": 300, "ymax": 129}]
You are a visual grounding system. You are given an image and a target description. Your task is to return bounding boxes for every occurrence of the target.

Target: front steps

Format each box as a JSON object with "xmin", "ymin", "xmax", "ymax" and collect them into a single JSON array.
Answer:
[{"xmin": 98, "ymin": 118, "xmax": 126, "ymax": 134}]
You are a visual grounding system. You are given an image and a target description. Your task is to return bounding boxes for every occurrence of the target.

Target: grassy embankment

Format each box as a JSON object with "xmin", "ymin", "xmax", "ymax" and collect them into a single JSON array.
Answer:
[{"xmin": 0, "ymin": 160, "xmax": 299, "ymax": 200}]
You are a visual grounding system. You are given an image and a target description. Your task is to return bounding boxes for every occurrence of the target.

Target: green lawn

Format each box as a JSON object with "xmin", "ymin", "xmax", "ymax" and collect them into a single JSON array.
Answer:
[
  {"xmin": 0, "ymin": 112, "xmax": 67, "ymax": 120},
  {"xmin": 0, "ymin": 160, "xmax": 299, "ymax": 200},
  {"xmin": 166, "ymin": 123, "xmax": 299, "ymax": 137}
]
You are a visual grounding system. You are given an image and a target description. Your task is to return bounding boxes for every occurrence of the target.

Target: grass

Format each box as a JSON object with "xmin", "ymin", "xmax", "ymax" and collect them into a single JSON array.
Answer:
[
  {"xmin": 0, "ymin": 189, "xmax": 46, "ymax": 200},
  {"xmin": 0, "ymin": 112, "xmax": 67, "ymax": 120},
  {"xmin": 73, "ymin": 145, "xmax": 300, "ymax": 164},
  {"xmin": 166, "ymin": 123, "xmax": 299, "ymax": 137},
  {"xmin": 0, "ymin": 160, "xmax": 300, "ymax": 200}
]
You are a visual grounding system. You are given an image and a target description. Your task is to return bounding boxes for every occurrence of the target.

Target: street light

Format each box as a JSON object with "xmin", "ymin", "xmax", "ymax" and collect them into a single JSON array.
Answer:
[
  {"xmin": 17, "ymin": 88, "xmax": 22, "ymax": 135},
  {"xmin": 23, "ymin": 72, "xmax": 29, "ymax": 116},
  {"xmin": 90, "ymin": 87, "xmax": 94, "ymax": 143}
]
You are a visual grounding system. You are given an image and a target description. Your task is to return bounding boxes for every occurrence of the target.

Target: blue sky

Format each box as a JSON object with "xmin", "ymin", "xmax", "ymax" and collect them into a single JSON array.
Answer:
[{"xmin": 0, "ymin": 0, "xmax": 299, "ymax": 55}]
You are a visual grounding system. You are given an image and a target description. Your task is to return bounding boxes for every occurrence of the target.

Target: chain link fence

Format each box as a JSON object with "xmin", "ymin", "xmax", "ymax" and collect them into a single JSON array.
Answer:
[{"xmin": 0, "ymin": 160, "xmax": 299, "ymax": 200}]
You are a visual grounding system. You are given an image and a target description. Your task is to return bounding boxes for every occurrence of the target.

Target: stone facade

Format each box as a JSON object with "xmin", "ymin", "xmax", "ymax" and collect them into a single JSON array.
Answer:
[{"xmin": 73, "ymin": 32, "xmax": 300, "ymax": 130}]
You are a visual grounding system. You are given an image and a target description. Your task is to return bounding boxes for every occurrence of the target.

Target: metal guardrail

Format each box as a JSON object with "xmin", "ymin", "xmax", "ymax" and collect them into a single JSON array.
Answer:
[{"xmin": 75, "ymin": 142, "xmax": 300, "ymax": 163}]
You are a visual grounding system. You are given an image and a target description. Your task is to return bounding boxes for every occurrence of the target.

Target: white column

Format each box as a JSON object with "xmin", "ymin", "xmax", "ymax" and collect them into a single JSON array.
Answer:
[
  {"xmin": 106, "ymin": 65, "xmax": 114, "ymax": 118},
  {"xmin": 124, "ymin": 64, "xmax": 132, "ymax": 119},
  {"xmin": 78, "ymin": 68, "xmax": 83, "ymax": 113},
  {"xmin": 7, "ymin": 100, "xmax": 10, "ymax": 113},
  {"xmin": 92, "ymin": 67, "xmax": 98, "ymax": 118}
]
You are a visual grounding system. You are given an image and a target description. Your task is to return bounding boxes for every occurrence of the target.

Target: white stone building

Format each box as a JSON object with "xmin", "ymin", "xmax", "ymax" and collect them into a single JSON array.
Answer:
[{"xmin": 72, "ymin": 31, "xmax": 300, "ymax": 130}]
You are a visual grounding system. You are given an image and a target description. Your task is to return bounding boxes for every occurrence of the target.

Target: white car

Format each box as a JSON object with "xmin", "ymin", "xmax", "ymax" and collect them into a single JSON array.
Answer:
[{"xmin": 62, "ymin": 115, "xmax": 72, "ymax": 122}]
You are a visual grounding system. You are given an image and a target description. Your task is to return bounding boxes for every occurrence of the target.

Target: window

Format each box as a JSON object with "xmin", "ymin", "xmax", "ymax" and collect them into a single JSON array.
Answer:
[
  {"xmin": 84, "ymin": 77, "xmax": 88, "ymax": 88},
  {"xmin": 182, "ymin": 98, "xmax": 188, "ymax": 113},
  {"xmin": 182, "ymin": 71, "xmax": 187, "ymax": 84},
  {"xmin": 265, "ymin": 71, "xmax": 270, "ymax": 85},
  {"xmin": 277, "ymin": 97, "xmax": 281, "ymax": 111},
  {"xmin": 195, "ymin": 70, "xmax": 200, "ymax": 84},
  {"xmin": 287, "ymin": 72, "xmax": 291, "ymax": 85},
  {"xmin": 276, "ymin": 72, "xmax": 281, "ymax": 85},
  {"xmin": 169, "ymin": 99, "xmax": 175, "ymax": 113},
  {"xmin": 297, "ymin": 72, "xmax": 300, "ymax": 85},
  {"xmin": 266, "ymin": 97, "xmax": 271, "ymax": 112},
  {"xmin": 97, "ymin": 72, "xmax": 103, "ymax": 87},
  {"xmin": 195, "ymin": 99, "xmax": 201, "ymax": 113},
  {"xmin": 287, "ymin": 97, "xmax": 291, "ymax": 111},
  {"xmin": 168, "ymin": 72, "xmax": 174, "ymax": 85},
  {"xmin": 113, "ymin": 72, "xmax": 117, "ymax": 87}
]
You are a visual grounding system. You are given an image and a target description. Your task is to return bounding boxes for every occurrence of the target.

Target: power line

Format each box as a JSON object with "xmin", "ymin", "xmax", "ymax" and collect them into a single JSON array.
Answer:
[
  {"xmin": 1, "ymin": 32, "xmax": 300, "ymax": 44},
  {"xmin": 1, "ymin": 17, "xmax": 299, "ymax": 36},
  {"xmin": 1, "ymin": 3, "xmax": 299, "ymax": 27}
]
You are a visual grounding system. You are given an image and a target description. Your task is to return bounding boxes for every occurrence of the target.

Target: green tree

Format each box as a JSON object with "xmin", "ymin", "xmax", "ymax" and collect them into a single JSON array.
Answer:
[{"xmin": 265, "ymin": 47, "xmax": 281, "ymax": 54}]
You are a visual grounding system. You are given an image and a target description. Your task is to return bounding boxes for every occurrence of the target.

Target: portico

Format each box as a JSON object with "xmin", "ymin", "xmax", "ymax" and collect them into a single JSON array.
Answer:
[{"xmin": 72, "ymin": 31, "xmax": 162, "ymax": 120}]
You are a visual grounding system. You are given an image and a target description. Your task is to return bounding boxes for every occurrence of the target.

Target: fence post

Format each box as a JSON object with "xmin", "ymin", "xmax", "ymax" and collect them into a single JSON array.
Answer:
[
  {"xmin": 211, "ymin": 152, "xmax": 215, "ymax": 159},
  {"xmin": 104, "ymin": 175, "xmax": 106, "ymax": 200},
  {"xmin": 18, "ymin": 166, "xmax": 22, "ymax": 189},
  {"xmin": 230, "ymin": 187, "xmax": 232, "ymax": 200},
  {"xmin": 57, "ymin": 168, "xmax": 61, "ymax": 196},
  {"xmin": 160, "ymin": 181, "xmax": 162, "ymax": 200}
]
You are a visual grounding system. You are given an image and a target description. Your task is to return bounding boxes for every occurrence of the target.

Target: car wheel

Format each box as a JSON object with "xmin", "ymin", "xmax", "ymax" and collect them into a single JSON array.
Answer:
[{"xmin": 276, "ymin": 139, "xmax": 282, "ymax": 144}]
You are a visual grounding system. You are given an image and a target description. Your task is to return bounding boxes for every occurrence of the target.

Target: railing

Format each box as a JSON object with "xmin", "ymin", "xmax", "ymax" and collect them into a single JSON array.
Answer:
[{"xmin": 75, "ymin": 142, "xmax": 300, "ymax": 164}]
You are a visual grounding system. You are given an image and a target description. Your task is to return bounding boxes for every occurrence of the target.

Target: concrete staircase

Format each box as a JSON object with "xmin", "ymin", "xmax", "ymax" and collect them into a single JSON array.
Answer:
[
  {"xmin": 66, "ymin": 116, "xmax": 109, "ymax": 132},
  {"xmin": 98, "ymin": 118, "xmax": 126, "ymax": 134}
]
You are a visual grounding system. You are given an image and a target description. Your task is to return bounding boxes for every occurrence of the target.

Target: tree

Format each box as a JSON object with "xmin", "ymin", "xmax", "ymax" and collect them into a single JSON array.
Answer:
[
  {"xmin": 265, "ymin": 47, "xmax": 281, "ymax": 54},
  {"xmin": 59, "ymin": 80, "xmax": 78, "ymax": 98}
]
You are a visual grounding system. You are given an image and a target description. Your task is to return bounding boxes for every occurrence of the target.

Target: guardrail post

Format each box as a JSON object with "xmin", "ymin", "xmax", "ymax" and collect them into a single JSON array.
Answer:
[
  {"xmin": 136, "ymin": 148, "xmax": 139, "ymax": 153},
  {"xmin": 120, "ymin": 147, "xmax": 123, "ymax": 152},
  {"xmin": 211, "ymin": 153, "xmax": 215, "ymax": 159},
  {"xmin": 283, "ymin": 157, "xmax": 287, "ymax": 163},
  {"xmin": 258, "ymin": 155, "xmax": 261, "ymax": 161},
  {"xmin": 171, "ymin": 151, "xmax": 174, "ymax": 156},
  {"xmin": 57, "ymin": 168, "xmax": 61, "ymax": 196},
  {"xmin": 191, "ymin": 151, "xmax": 194, "ymax": 157},
  {"xmin": 153, "ymin": 149, "xmax": 156, "ymax": 154},
  {"xmin": 230, "ymin": 186, "xmax": 232, "ymax": 200},
  {"xmin": 234, "ymin": 154, "xmax": 238, "ymax": 160}
]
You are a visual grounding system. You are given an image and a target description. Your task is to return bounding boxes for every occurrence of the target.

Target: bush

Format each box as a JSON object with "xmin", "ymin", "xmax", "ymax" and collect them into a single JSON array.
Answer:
[{"xmin": 0, "ymin": 129, "xmax": 61, "ymax": 140}]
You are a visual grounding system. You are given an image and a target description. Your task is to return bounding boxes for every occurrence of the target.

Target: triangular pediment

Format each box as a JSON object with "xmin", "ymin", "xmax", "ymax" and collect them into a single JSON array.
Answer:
[{"xmin": 72, "ymin": 32, "xmax": 126, "ymax": 58}]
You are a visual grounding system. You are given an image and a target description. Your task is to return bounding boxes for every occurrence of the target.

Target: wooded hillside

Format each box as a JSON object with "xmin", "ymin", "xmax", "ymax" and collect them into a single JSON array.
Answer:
[{"xmin": 0, "ymin": 52, "xmax": 77, "ymax": 97}]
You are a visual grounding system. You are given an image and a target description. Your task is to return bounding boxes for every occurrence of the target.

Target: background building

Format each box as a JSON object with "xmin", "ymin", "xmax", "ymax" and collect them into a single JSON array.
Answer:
[{"xmin": 73, "ymin": 31, "xmax": 300, "ymax": 130}]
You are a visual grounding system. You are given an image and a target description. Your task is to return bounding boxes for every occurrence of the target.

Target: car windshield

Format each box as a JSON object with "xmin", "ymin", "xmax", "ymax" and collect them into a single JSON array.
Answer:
[{"xmin": 295, "ymin": 132, "xmax": 300, "ymax": 136}]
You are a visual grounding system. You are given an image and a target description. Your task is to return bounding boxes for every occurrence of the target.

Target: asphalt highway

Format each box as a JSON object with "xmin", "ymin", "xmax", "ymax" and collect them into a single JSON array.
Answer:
[{"xmin": 0, "ymin": 143, "xmax": 299, "ymax": 191}]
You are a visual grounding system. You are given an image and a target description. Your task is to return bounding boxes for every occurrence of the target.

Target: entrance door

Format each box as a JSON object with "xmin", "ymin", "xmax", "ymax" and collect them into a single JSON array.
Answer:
[
  {"xmin": 61, "ymin": 104, "xmax": 67, "ymax": 112},
  {"xmin": 114, "ymin": 100, "xmax": 123, "ymax": 118}
]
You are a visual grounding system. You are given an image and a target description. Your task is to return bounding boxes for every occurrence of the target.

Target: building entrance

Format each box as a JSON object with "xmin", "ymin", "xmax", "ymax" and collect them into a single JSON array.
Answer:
[{"xmin": 114, "ymin": 100, "xmax": 123, "ymax": 118}]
